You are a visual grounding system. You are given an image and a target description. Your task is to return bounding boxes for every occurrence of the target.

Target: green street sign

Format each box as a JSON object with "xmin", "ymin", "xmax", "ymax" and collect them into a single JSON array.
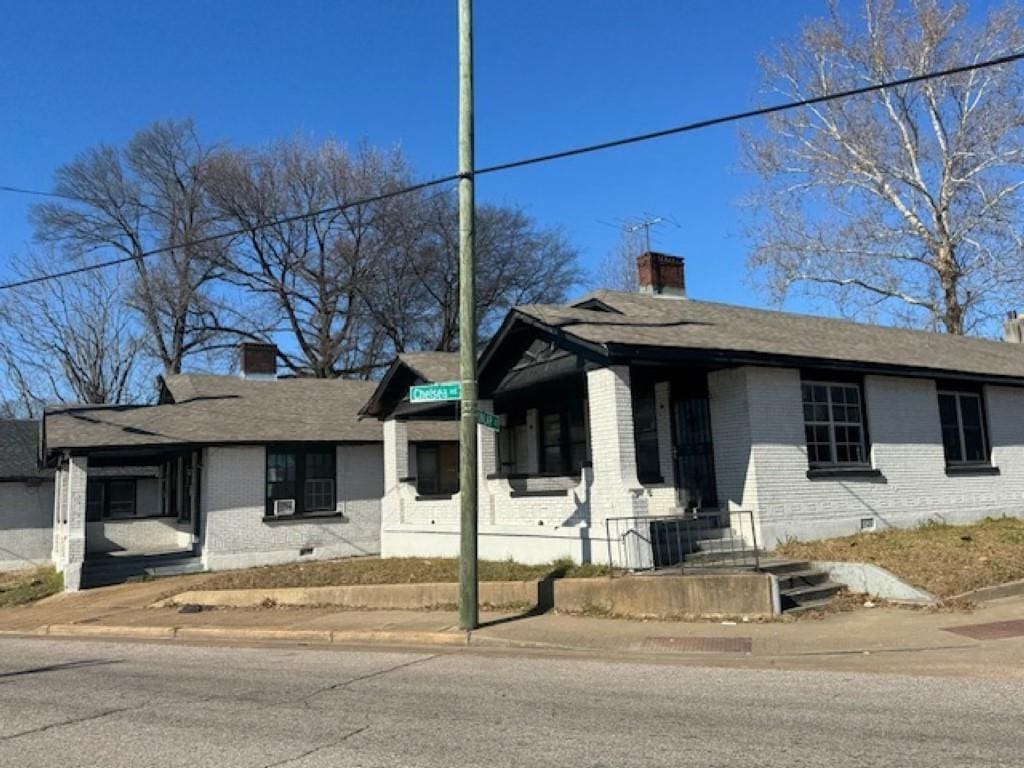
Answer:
[
  {"xmin": 409, "ymin": 381, "xmax": 462, "ymax": 403},
  {"xmin": 476, "ymin": 409, "xmax": 500, "ymax": 430}
]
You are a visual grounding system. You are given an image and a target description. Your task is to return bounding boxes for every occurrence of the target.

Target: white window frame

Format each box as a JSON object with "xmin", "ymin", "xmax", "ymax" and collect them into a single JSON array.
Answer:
[
  {"xmin": 937, "ymin": 390, "xmax": 990, "ymax": 466},
  {"xmin": 801, "ymin": 380, "xmax": 869, "ymax": 468}
]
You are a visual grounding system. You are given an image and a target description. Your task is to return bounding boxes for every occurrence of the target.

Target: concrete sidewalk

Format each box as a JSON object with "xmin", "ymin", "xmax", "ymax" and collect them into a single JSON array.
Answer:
[{"xmin": 2, "ymin": 575, "xmax": 1023, "ymax": 677}]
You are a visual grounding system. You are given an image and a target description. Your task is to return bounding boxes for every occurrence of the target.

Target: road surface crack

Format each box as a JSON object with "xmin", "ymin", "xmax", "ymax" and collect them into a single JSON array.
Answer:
[
  {"xmin": 299, "ymin": 653, "xmax": 442, "ymax": 706},
  {"xmin": 260, "ymin": 725, "xmax": 369, "ymax": 767},
  {"xmin": 0, "ymin": 705, "xmax": 132, "ymax": 742}
]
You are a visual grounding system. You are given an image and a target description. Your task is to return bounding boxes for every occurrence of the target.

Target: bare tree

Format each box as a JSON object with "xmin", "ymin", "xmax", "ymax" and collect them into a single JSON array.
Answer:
[
  {"xmin": 360, "ymin": 193, "xmax": 579, "ymax": 353},
  {"xmin": 31, "ymin": 119, "xmax": 243, "ymax": 373},
  {"xmin": 0, "ymin": 256, "xmax": 146, "ymax": 414},
  {"xmin": 593, "ymin": 227, "xmax": 647, "ymax": 292},
  {"xmin": 207, "ymin": 139, "xmax": 406, "ymax": 377},
  {"xmin": 745, "ymin": 0, "xmax": 1024, "ymax": 334}
]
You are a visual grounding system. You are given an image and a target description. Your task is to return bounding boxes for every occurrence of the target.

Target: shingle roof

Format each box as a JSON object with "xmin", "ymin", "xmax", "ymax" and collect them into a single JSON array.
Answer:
[
  {"xmin": 509, "ymin": 290, "xmax": 1024, "ymax": 382},
  {"xmin": 45, "ymin": 375, "xmax": 384, "ymax": 452},
  {"xmin": 397, "ymin": 352, "xmax": 460, "ymax": 384},
  {"xmin": 0, "ymin": 420, "xmax": 45, "ymax": 479}
]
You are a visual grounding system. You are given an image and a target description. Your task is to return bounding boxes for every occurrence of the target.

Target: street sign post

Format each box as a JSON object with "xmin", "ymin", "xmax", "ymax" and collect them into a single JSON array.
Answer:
[
  {"xmin": 409, "ymin": 381, "xmax": 462, "ymax": 403},
  {"xmin": 476, "ymin": 409, "xmax": 500, "ymax": 430}
]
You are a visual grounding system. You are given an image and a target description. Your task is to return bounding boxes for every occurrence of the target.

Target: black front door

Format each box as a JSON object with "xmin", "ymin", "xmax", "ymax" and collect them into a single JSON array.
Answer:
[{"xmin": 671, "ymin": 393, "xmax": 718, "ymax": 510}]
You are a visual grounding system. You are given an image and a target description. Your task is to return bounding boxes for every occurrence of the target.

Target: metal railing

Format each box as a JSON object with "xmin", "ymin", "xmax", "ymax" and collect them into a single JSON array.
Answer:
[{"xmin": 604, "ymin": 510, "xmax": 760, "ymax": 573}]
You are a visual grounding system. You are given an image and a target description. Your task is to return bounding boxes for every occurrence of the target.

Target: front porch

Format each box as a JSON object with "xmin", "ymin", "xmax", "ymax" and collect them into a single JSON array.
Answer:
[
  {"xmin": 378, "ymin": 362, "xmax": 761, "ymax": 567},
  {"xmin": 51, "ymin": 446, "xmax": 203, "ymax": 590}
]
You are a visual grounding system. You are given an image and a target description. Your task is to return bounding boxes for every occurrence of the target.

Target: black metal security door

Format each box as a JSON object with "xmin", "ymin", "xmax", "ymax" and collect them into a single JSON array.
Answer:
[{"xmin": 671, "ymin": 394, "xmax": 718, "ymax": 510}]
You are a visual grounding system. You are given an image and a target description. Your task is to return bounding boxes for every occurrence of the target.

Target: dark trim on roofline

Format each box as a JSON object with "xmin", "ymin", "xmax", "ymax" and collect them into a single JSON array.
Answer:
[
  {"xmin": 42, "ymin": 439, "xmax": 384, "ymax": 463},
  {"xmin": 358, "ymin": 357, "xmax": 405, "ymax": 419},
  {"xmin": 602, "ymin": 343, "xmax": 1024, "ymax": 388}
]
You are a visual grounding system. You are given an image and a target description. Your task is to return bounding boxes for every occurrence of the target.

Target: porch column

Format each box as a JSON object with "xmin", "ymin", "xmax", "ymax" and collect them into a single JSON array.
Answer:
[
  {"xmin": 383, "ymin": 418, "xmax": 409, "ymax": 493},
  {"xmin": 586, "ymin": 366, "xmax": 647, "ymax": 528},
  {"xmin": 62, "ymin": 455, "xmax": 88, "ymax": 591},
  {"xmin": 654, "ymin": 380, "xmax": 675, "ymax": 484}
]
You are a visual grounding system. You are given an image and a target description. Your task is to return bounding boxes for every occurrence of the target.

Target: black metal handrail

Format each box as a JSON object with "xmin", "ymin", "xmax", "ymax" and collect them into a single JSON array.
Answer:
[{"xmin": 604, "ymin": 510, "xmax": 760, "ymax": 573}]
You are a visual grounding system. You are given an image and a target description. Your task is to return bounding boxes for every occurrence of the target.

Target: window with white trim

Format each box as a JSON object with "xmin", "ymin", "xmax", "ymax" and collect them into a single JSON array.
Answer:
[
  {"xmin": 801, "ymin": 381, "xmax": 867, "ymax": 467},
  {"xmin": 937, "ymin": 391, "xmax": 989, "ymax": 465}
]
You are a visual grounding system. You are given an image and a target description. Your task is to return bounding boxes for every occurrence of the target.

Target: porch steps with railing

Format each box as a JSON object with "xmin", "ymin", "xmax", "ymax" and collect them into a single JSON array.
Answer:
[
  {"xmin": 759, "ymin": 560, "xmax": 843, "ymax": 613},
  {"xmin": 81, "ymin": 551, "xmax": 204, "ymax": 589}
]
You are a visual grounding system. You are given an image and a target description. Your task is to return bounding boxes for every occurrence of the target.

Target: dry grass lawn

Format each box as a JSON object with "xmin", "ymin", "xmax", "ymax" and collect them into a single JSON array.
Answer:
[
  {"xmin": 774, "ymin": 517, "xmax": 1024, "ymax": 598},
  {"xmin": 0, "ymin": 567, "xmax": 63, "ymax": 608},
  {"xmin": 196, "ymin": 556, "xmax": 610, "ymax": 591}
]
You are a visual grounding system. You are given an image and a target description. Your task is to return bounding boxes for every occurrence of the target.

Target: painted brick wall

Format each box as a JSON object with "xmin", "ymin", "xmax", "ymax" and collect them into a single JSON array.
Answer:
[
  {"xmin": 708, "ymin": 368, "xmax": 758, "ymax": 513},
  {"xmin": 738, "ymin": 367, "xmax": 1024, "ymax": 546},
  {"xmin": 643, "ymin": 380, "xmax": 680, "ymax": 515},
  {"xmin": 202, "ymin": 444, "xmax": 382, "ymax": 571},
  {"xmin": 0, "ymin": 480, "xmax": 54, "ymax": 570}
]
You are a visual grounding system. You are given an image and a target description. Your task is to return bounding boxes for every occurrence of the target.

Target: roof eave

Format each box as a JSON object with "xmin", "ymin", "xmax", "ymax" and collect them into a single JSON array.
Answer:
[{"xmin": 603, "ymin": 342, "xmax": 1024, "ymax": 386}]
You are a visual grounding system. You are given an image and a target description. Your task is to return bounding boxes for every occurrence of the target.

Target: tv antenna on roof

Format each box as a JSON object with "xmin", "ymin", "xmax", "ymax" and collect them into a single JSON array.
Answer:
[{"xmin": 624, "ymin": 214, "xmax": 671, "ymax": 252}]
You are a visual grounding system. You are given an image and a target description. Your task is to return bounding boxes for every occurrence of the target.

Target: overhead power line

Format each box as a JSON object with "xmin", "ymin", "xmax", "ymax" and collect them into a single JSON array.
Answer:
[{"xmin": 1, "ymin": 49, "xmax": 1021, "ymax": 292}]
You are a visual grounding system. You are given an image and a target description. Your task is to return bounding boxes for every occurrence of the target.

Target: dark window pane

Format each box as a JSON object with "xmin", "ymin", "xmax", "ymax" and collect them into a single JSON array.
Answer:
[
  {"xmin": 938, "ymin": 394, "xmax": 959, "ymax": 430},
  {"xmin": 86, "ymin": 482, "xmax": 104, "ymax": 522},
  {"xmin": 417, "ymin": 445, "xmax": 439, "ymax": 495},
  {"xmin": 941, "ymin": 425, "xmax": 963, "ymax": 463},
  {"xmin": 963, "ymin": 427, "xmax": 986, "ymax": 462},
  {"xmin": 543, "ymin": 446, "xmax": 561, "ymax": 472},
  {"xmin": 959, "ymin": 396, "xmax": 983, "ymax": 430},
  {"xmin": 306, "ymin": 450, "xmax": 334, "ymax": 480},
  {"xmin": 438, "ymin": 443, "xmax": 460, "ymax": 494},
  {"xmin": 107, "ymin": 480, "xmax": 136, "ymax": 518}
]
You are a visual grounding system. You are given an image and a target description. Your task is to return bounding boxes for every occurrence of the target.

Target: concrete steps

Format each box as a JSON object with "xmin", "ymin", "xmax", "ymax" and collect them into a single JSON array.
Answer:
[
  {"xmin": 759, "ymin": 560, "xmax": 843, "ymax": 613},
  {"xmin": 81, "ymin": 551, "xmax": 204, "ymax": 588}
]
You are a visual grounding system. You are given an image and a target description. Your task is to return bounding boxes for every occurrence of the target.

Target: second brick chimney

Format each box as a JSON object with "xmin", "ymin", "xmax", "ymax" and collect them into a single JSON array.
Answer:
[
  {"xmin": 238, "ymin": 342, "xmax": 279, "ymax": 379},
  {"xmin": 636, "ymin": 251, "xmax": 686, "ymax": 299}
]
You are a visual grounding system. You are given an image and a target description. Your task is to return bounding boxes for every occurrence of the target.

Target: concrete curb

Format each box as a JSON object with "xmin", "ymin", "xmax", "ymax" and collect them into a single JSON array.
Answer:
[
  {"xmin": 949, "ymin": 578, "xmax": 1024, "ymax": 604},
  {"xmin": 34, "ymin": 623, "xmax": 475, "ymax": 648},
  {"xmin": 812, "ymin": 561, "xmax": 938, "ymax": 604}
]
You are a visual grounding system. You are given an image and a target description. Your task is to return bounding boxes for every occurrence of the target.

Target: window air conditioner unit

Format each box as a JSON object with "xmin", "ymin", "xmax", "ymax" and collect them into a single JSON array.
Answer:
[{"xmin": 273, "ymin": 499, "xmax": 296, "ymax": 517}]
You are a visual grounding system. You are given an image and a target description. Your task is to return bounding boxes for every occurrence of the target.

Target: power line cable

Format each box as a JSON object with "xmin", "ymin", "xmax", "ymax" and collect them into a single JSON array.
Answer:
[
  {"xmin": 0, "ymin": 178, "xmax": 461, "ymax": 290},
  {"xmin": 1, "ymin": 49, "xmax": 1021, "ymax": 291}
]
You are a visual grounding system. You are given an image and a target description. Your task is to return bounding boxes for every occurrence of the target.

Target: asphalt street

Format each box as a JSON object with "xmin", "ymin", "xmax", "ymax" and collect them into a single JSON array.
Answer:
[{"xmin": 0, "ymin": 636, "xmax": 1020, "ymax": 767}]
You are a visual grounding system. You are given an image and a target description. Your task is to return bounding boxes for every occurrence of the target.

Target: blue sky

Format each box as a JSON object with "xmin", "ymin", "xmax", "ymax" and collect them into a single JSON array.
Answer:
[{"xmin": 0, "ymin": 1, "xmax": 995, "ymax": 310}]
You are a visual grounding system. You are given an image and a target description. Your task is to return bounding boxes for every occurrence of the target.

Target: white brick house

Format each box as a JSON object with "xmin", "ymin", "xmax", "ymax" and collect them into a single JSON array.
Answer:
[
  {"xmin": 365, "ymin": 253, "xmax": 1024, "ymax": 566},
  {"xmin": 0, "ymin": 420, "xmax": 54, "ymax": 571},
  {"xmin": 36, "ymin": 343, "xmax": 449, "ymax": 590}
]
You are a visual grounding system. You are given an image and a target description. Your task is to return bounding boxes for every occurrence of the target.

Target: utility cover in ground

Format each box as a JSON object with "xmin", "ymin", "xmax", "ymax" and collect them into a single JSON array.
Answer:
[
  {"xmin": 409, "ymin": 381, "xmax": 461, "ymax": 403},
  {"xmin": 476, "ymin": 409, "xmax": 500, "ymax": 430}
]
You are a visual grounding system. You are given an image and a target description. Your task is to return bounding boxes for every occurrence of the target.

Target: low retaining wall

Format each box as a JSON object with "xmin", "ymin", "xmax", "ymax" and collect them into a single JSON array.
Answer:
[
  {"xmin": 554, "ymin": 574, "xmax": 776, "ymax": 619},
  {"xmin": 163, "ymin": 580, "xmax": 539, "ymax": 611},
  {"xmin": 163, "ymin": 573, "xmax": 778, "ymax": 619}
]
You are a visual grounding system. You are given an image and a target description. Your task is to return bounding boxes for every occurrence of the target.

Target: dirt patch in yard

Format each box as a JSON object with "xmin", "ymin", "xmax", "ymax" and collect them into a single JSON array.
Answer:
[
  {"xmin": 0, "ymin": 568, "xmax": 63, "ymax": 607},
  {"xmin": 195, "ymin": 556, "xmax": 611, "ymax": 591},
  {"xmin": 774, "ymin": 517, "xmax": 1024, "ymax": 599}
]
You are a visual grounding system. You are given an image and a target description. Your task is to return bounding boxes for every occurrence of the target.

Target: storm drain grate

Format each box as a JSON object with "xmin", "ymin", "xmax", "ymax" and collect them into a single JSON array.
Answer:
[
  {"xmin": 642, "ymin": 636, "xmax": 752, "ymax": 654},
  {"xmin": 942, "ymin": 619, "xmax": 1024, "ymax": 641}
]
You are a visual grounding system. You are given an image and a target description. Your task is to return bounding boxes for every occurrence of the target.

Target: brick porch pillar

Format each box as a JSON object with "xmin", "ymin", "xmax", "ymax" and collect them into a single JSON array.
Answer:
[
  {"xmin": 586, "ymin": 366, "xmax": 648, "ymax": 529},
  {"xmin": 61, "ymin": 455, "xmax": 88, "ymax": 591},
  {"xmin": 383, "ymin": 419, "xmax": 409, "ymax": 492}
]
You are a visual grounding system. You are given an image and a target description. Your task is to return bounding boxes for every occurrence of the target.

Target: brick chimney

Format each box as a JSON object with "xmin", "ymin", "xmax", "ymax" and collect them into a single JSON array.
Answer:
[
  {"xmin": 636, "ymin": 252, "xmax": 686, "ymax": 298},
  {"xmin": 238, "ymin": 342, "xmax": 278, "ymax": 379},
  {"xmin": 1004, "ymin": 311, "xmax": 1024, "ymax": 343}
]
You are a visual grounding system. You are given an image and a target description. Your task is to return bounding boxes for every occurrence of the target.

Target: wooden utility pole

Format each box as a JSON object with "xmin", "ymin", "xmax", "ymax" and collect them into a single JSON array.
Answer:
[{"xmin": 457, "ymin": 0, "xmax": 479, "ymax": 631}]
